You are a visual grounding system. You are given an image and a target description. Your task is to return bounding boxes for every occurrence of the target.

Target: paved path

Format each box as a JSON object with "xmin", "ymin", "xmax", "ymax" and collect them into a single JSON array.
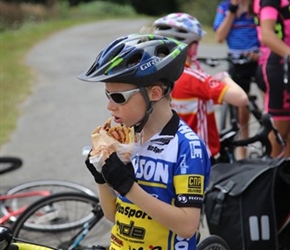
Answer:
[{"xmin": 1, "ymin": 19, "xmax": 238, "ymax": 245}]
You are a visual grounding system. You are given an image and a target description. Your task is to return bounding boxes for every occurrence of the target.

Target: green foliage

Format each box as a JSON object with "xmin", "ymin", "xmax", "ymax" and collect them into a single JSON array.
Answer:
[
  {"xmin": 130, "ymin": 0, "xmax": 180, "ymax": 16},
  {"xmin": 73, "ymin": 1, "xmax": 137, "ymax": 18},
  {"xmin": 179, "ymin": 0, "xmax": 221, "ymax": 26}
]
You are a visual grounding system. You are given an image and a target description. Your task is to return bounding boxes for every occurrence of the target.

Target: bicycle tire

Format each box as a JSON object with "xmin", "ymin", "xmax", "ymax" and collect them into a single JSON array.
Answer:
[
  {"xmin": 1, "ymin": 179, "xmax": 96, "ymax": 225},
  {"xmin": 12, "ymin": 192, "xmax": 104, "ymax": 249},
  {"xmin": 0, "ymin": 157, "xmax": 22, "ymax": 175},
  {"xmin": 197, "ymin": 235, "xmax": 230, "ymax": 250}
]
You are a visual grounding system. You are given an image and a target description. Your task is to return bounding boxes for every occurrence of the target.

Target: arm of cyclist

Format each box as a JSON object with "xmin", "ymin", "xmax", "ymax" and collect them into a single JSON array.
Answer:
[
  {"xmin": 213, "ymin": 0, "xmax": 238, "ymax": 43},
  {"xmin": 126, "ymin": 182, "xmax": 201, "ymax": 239},
  {"xmin": 85, "ymin": 152, "xmax": 117, "ymax": 223},
  {"xmin": 97, "ymin": 183, "xmax": 117, "ymax": 223},
  {"xmin": 94, "ymin": 152, "xmax": 201, "ymax": 239},
  {"xmin": 222, "ymin": 76, "xmax": 249, "ymax": 106},
  {"xmin": 212, "ymin": 72, "xmax": 249, "ymax": 107}
]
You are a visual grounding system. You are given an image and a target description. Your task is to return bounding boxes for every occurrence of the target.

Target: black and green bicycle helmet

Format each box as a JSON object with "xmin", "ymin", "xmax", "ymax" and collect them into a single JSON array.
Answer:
[{"xmin": 78, "ymin": 33, "xmax": 187, "ymax": 87}]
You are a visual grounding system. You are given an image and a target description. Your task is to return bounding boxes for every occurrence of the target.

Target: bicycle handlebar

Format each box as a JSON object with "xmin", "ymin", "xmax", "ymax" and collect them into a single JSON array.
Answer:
[
  {"xmin": 0, "ymin": 157, "xmax": 22, "ymax": 175},
  {"xmin": 197, "ymin": 55, "xmax": 252, "ymax": 67},
  {"xmin": 220, "ymin": 113, "xmax": 285, "ymax": 160},
  {"xmin": 231, "ymin": 114, "xmax": 285, "ymax": 156}
]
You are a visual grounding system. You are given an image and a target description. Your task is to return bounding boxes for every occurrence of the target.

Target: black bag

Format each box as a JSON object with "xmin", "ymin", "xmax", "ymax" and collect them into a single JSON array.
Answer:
[{"xmin": 204, "ymin": 158, "xmax": 290, "ymax": 250}]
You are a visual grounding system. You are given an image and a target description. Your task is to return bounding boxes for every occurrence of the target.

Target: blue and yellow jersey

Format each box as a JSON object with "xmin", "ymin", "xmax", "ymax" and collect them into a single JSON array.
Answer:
[{"xmin": 109, "ymin": 111, "xmax": 211, "ymax": 250}]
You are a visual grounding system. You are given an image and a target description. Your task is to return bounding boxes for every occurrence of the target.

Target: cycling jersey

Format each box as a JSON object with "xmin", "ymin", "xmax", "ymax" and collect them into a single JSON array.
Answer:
[
  {"xmin": 109, "ymin": 111, "xmax": 211, "ymax": 250},
  {"xmin": 171, "ymin": 66, "xmax": 228, "ymax": 157},
  {"xmin": 254, "ymin": 0, "xmax": 290, "ymax": 119},
  {"xmin": 214, "ymin": 1, "xmax": 260, "ymax": 93},
  {"xmin": 213, "ymin": 0, "xmax": 260, "ymax": 57}
]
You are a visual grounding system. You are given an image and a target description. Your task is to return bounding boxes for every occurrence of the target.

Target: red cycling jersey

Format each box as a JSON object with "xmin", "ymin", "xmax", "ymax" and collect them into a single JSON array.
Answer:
[{"xmin": 171, "ymin": 65, "xmax": 229, "ymax": 157}]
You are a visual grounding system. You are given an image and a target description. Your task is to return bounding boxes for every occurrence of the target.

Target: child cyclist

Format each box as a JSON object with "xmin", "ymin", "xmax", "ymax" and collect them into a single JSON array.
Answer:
[
  {"xmin": 78, "ymin": 34, "xmax": 211, "ymax": 250},
  {"xmin": 153, "ymin": 13, "xmax": 249, "ymax": 163}
]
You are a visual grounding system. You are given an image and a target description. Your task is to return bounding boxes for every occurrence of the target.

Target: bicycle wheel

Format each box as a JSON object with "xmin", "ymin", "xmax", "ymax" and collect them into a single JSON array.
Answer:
[
  {"xmin": 12, "ymin": 192, "xmax": 108, "ymax": 249},
  {"xmin": 197, "ymin": 235, "xmax": 230, "ymax": 250},
  {"xmin": 0, "ymin": 157, "xmax": 22, "ymax": 175},
  {"xmin": 1, "ymin": 179, "xmax": 96, "ymax": 224}
]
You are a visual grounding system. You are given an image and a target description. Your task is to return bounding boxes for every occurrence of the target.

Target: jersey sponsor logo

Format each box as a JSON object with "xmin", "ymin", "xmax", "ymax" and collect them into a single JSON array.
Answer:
[
  {"xmin": 188, "ymin": 175, "xmax": 203, "ymax": 194},
  {"xmin": 179, "ymin": 154, "xmax": 188, "ymax": 174},
  {"xmin": 176, "ymin": 194, "xmax": 203, "ymax": 205},
  {"xmin": 129, "ymin": 246, "xmax": 162, "ymax": 250},
  {"xmin": 150, "ymin": 137, "xmax": 172, "ymax": 145},
  {"xmin": 175, "ymin": 235, "xmax": 190, "ymax": 250},
  {"xmin": 208, "ymin": 78, "xmax": 220, "ymax": 88},
  {"xmin": 179, "ymin": 123, "xmax": 203, "ymax": 159},
  {"xmin": 111, "ymin": 233, "xmax": 123, "ymax": 247},
  {"xmin": 116, "ymin": 220, "xmax": 146, "ymax": 240},
  {"xmin": 129, "ymin": 245, "xmax": 162, "ymax": 250},
  {"xmin": 140, "ymin": 57, "xmax": 160, "ymax": 71},
  {"xmin": 116, "ymin": 202, "xmax": 152, "ymax": 220},
  {"xmin": 174, "ymin": 175, "xmax": 204, "ymax": 195},
  {"xmin": 177, "ymin": 194, "xmax": 187, "ymax": 203},
  {"xmin": 189, "ymin": 140, "xmax": 202, "ymax": 159},
  {"xmin": 136, "ymin": 159, "xmax": 169, "ymax": 184},
  {"xmin": 147, "ymin": 145, "xmax": 164, "ymax": 154}
]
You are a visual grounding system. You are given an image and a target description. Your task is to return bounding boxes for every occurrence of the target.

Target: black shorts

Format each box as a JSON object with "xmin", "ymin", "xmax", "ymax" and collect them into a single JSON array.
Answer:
[
  {"xmin": 264, "ymin": 59, "xmax": 290, "ymax": 119},
  {"xmin": 255, "ymin": 64, "xmax": 266, "ymax": 93},
  {"xmin": 228, "ymin": 61, "xmax": 258, "ymax": 93}
]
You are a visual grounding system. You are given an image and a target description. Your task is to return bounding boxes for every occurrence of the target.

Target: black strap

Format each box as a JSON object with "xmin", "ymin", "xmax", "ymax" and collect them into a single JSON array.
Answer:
[{"xmin": 209, "ymin": 180, "xmax": 235, "ymax": 225}]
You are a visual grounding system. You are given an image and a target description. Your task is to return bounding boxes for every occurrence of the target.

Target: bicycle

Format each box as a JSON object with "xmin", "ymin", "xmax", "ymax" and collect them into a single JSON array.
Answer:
[
  {"xmin": 0, "ymin": 225, "xmax": 107, "ymax": 250},
  {"xmin": 9, "ymin": 192, "xmax": 105, "ymax": 249},
  {"xmin": 0, "ymin": 156, "xmax": 96, "ymax": 227}
]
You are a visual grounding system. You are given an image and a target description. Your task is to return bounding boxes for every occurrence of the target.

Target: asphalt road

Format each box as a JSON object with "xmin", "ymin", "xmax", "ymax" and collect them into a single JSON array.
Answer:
[{"xmin": 0, "ymin": 18, "xmax": 238, "ymax": 244}]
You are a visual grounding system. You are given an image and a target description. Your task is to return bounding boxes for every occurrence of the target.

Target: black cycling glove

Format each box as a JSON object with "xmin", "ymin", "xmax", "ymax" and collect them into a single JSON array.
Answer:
[
  {"xmin": 229, "ymin": 3, "xmax": 238, "ymax": 13},
  {"xmin": 85, "ymin": 153, "xmax": 106, "ymax": 184},
  {"xmin": 102, "ymin": 152, "xmax": 135, "ymax": 196}
]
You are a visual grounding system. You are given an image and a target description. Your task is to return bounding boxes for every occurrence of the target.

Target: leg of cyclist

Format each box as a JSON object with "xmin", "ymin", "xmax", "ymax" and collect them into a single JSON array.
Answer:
[
  {"xmin": 269, "ymin": 120, "xmax": 290, "ymax": 157},
  {"xmin": 229, "ymin": 62, "xmax": 258, "ymax": 159},
  {"xmin": 264, "ymin": 58, "xmax": 290, "ymax": 158},
  {"xmin": 255, "ymin": 63, "xmax": 266, "ymax": 101}
]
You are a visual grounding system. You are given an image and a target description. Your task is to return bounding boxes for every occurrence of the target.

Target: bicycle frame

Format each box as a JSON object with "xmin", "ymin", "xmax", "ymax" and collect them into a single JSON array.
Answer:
[{"xmin": 0, "ymin": 190, "xmax": 51, "ymax": 224}]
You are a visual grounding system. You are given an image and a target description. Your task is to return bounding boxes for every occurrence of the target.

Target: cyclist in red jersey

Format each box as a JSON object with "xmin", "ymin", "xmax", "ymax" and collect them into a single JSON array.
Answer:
[
  {"xmin": 252, "ymin": 0, "xmax": 290, "ymax": 157},
  {"xmin": 153, "ymin": 13, "xmax": 249, "ymax": 163}
]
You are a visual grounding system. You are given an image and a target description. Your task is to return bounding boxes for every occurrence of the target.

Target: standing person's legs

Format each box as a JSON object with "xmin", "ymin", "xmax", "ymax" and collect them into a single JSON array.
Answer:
[
  {"xmin": 269, "ymin": 120, "xmax": 290, "ymax": 157},
  {"xmin": 255, "ymin": 64, "xmax": 266, "ymax": 102},
  {"xmin": 265, "ymin": 62, "xmax": 290, "ymax": 157},
  {"xmin": 229, "ymin": 62, "xmax": 257, "ymax": 159}
]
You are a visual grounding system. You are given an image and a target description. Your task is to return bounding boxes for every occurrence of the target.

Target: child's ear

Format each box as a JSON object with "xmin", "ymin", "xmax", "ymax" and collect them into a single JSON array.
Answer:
[{"xmin": 149, "ymin": 86, "xmax": 163, "ymax": 101}]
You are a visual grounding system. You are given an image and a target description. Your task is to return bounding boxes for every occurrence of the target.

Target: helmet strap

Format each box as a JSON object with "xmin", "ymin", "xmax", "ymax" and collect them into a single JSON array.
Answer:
[{"xmin": 134, "ymin": 87, "xmax": 153, "ymax": 133}]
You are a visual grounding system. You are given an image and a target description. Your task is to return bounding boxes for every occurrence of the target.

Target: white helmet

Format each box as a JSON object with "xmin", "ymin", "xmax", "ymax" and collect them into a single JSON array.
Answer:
[{"xmin": 153, "ymin": 13, "xmax": 206, "ymax": 44}]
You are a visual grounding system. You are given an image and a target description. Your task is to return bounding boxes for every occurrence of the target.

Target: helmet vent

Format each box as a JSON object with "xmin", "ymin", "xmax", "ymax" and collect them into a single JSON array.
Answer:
[
  {"xmin": 157, "ymin": 25, "xmax": 171, "ymax": 31},
  {"xmin": 177, "ymin": 28, "xmax": 188, "ymax": 34},
  {"xmin": 156, "ymin": 46, "xmax": 170, "ymax": 58},
  {"xmin": 127, "ymin": 52, "xmax": 143, "ymax": 67}
]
